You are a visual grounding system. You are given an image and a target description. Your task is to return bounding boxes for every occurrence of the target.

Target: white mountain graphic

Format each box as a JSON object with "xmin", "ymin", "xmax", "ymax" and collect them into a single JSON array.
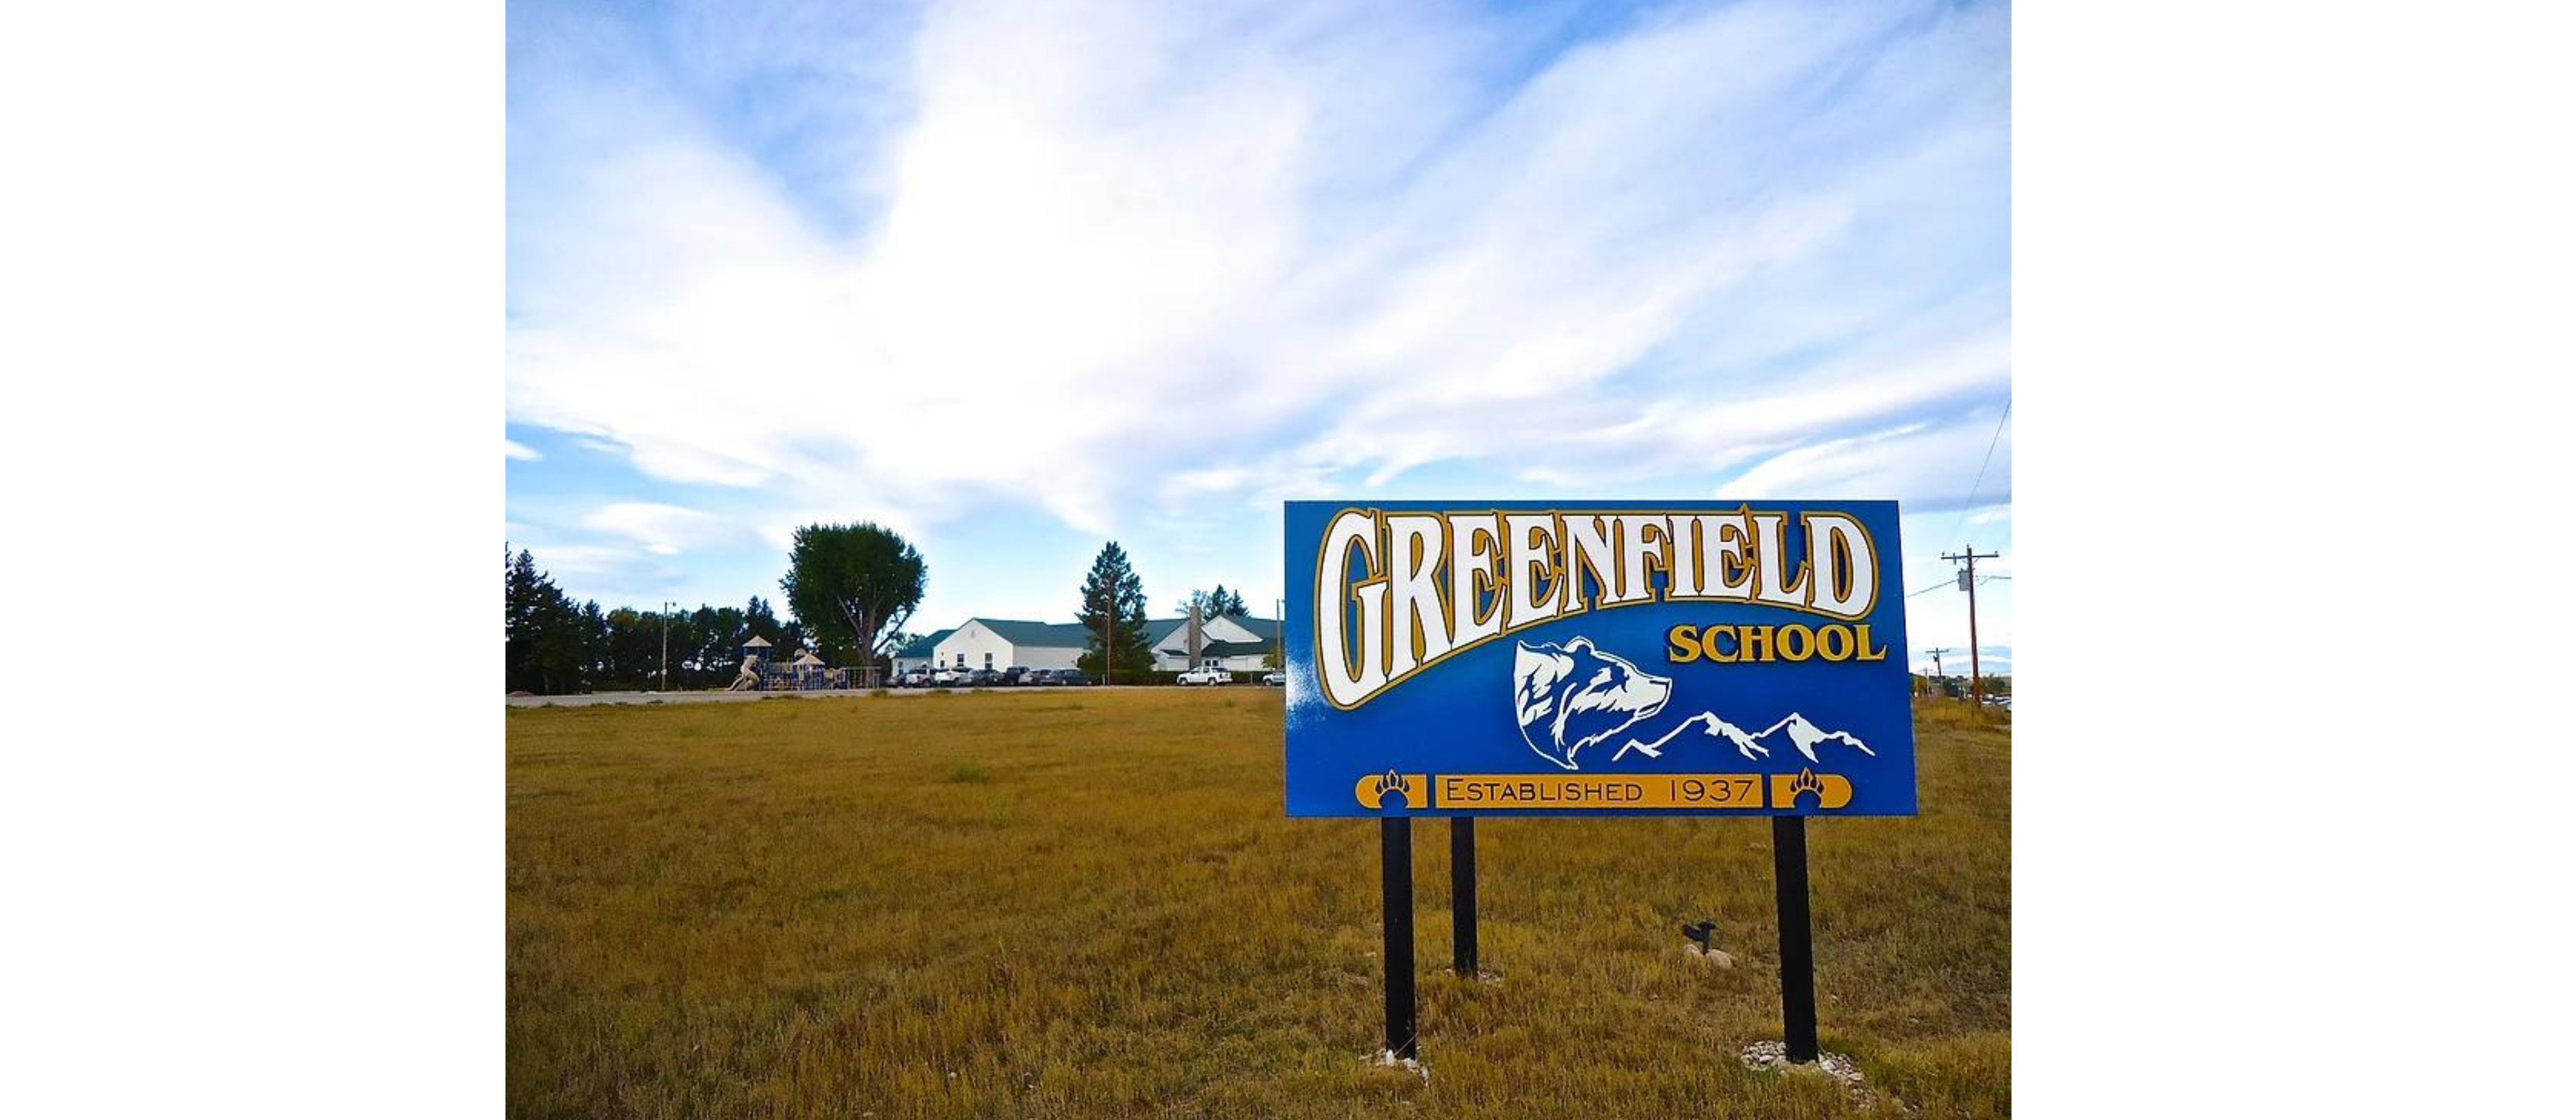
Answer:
[
  {"xmin": 1509, "ymin": 634, "xmax": 1875, "ymax": 771},
  {"xmin": 1610, "ymin": 711, "xmax": 1875, "ymax": 764}
]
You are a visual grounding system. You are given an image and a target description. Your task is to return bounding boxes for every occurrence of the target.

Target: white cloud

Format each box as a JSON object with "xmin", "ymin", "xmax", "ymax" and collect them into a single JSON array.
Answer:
[
  {"xmin": 520, "ymin": 543, "xmax": 636, "ymax": 578},
  {"xmin": 1729, "ymin": 405, "xmax": 2012, "ymax": 509},
  {"xmin": 578, "ymin": 502, "xmax": 735, "ymax": 556},
  {"xmin": 504, "ymin": 439, "xmax": 542, "ymax": 461},
  {"xmin": 508, "ymin": 0, "xmax": 2009, "ymax": 533}
]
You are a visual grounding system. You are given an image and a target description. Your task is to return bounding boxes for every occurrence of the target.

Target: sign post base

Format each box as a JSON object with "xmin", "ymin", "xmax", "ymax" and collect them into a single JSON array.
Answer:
[
  {"xmin": 1451, "ymin": 817, "xmax": 1477, "ymax": 977},
  {"xmin": 1381, "ymin": 817, "xmax": 1417, "ymax": 1060},
  {"xmin": 1771, "ymin": 816, "xmax": 1819, "ymax": 1063}
]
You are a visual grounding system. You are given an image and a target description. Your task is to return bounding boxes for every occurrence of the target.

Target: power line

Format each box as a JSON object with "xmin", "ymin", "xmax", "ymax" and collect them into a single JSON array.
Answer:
[{"xmin": 1947, "ymin": 400, "xmax": 2012, "ymax": 545}]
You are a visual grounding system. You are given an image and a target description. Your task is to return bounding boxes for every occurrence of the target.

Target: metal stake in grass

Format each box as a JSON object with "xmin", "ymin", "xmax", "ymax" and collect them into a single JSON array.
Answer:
[{"xmin": 1681, "ymin": 918, "xmax": 1717, "ymax": 953}]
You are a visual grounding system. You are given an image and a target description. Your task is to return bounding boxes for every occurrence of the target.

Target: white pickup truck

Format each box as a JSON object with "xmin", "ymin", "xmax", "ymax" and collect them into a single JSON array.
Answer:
[{"xmin": 1175, "ymin": 665, "xmax": 1231, "ymax": 686}]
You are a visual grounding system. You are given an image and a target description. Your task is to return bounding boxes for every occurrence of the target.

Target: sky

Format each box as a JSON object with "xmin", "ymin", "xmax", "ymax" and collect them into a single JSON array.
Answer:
[{"xmin": 504, "ymin": 0, "xmax": 2012, "ymax": 676}]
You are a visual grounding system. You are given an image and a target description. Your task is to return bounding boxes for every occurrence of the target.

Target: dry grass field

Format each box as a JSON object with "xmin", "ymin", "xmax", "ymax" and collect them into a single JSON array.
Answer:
[{"xmin": 508, "ymin": 690, "xmax": 2009, "ymax": 1118}]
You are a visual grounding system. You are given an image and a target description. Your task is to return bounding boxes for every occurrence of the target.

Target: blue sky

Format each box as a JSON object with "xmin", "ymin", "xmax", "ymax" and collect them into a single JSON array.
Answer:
[{"xmin": 505, "ymin": 0, "xmax": 2012, "ymax": 675}]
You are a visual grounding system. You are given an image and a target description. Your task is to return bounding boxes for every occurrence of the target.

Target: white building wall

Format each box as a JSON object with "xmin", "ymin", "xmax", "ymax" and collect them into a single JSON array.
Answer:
[
  {"xmin": 934, "ymin": 621, "xmax": 1015, "ymax": 672},
  {"xmin": 931, "ymin": 620, "xmax": 1090, "ymax": 672},
  {"xmin": 1013, "ymin": 644, "xmax": 1084, "ymax": 670}
]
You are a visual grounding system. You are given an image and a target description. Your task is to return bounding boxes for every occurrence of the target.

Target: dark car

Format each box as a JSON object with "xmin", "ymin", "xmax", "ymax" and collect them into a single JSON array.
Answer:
[
  {"xmin": 965, "ymin": 668, "xmax": 1002, "ymax": 687},
  {"xmin": 1001, "ymin": 666, "xmax": 1040, "ymax": 686},
  {"xmin": 1022, "ymin": 668, "xmax": 1062, "ymax": 686},
  {"xmin": 1051, "ymin": 670, "xmax": 1095, "ymax": 686}
]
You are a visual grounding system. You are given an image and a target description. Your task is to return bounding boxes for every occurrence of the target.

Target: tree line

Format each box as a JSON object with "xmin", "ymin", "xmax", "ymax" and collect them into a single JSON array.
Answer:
[
  {"xmin": 507, "ymin": 522, "xmax": 927, "ymax": 695},
  {"xmin": 506, "ymin": 548, "xmax": 813, "ymax": 694},
  {"xmin": 509, "ymin": 527, "xmax": 1264, "ymax": 693}
]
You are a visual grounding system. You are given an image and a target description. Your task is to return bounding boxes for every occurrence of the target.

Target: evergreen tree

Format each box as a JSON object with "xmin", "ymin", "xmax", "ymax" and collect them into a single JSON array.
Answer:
[
  {"xmin": 505, "ymin": 548, "xmax": 545, "ymax": 692},
  {"xmin": 504, "ymin": 546, "xmax": 593, "ymax": 694},
  {"xmin": 1076, "ymin": 541, "xmax": 1156, "ymax": 680},
  {"xmin": 745, "ymin": 597, "xmax": 781, "ymax": 642},
  {"xmin": 1176, "ymin": 584, "xmax": 1253, "ymax": 620}
]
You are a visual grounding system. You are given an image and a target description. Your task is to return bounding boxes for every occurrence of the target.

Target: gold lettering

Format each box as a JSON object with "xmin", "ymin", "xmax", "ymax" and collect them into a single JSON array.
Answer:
[
  {"xmin": 1701, "ymin": 625, "xmax": 1737, "ymax": 662},
  {"xmin": 1737, "ymin": 625, "xmax": 1772, "ymax": 662},
  {"xmin": 1854, "ymin": 624, "xmax": 1888, "ymax": 661},
  {"xmin": 1667, "ymin": 624, "xmax": 1702, "ymax": 663},
  {"xmin": 1817, "ymin": 624, "xmax": 1854, "ymax": 661},
  {"xmin": 1777, "ymin": 624, "xmax": 1813, "ymax": 661}
]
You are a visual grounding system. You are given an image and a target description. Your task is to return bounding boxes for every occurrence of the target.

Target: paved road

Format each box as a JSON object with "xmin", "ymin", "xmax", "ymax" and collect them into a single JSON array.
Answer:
[{"xmin": 505, "ymin": 686, "xmax": 1268, "ymax": 708}]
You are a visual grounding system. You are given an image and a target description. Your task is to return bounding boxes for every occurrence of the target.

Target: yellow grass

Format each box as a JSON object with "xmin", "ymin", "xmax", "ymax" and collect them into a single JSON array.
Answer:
[{"xmin": 508, "ymin": 692, "xmax": 2008, "ymax": 1118}]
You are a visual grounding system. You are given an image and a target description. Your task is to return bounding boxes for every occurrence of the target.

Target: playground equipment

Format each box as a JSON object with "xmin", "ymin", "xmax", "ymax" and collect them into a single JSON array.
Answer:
[
  {"xmin": 724, "ymin": 635, "xmax": 857, "ymax": 692},
  {"xmin": 726, "ymin": 635, "xmax": 772, "ymax": 692},
  {"xmin": 788, "ymin": 650, "xmax": 827, "ymax": 690}
]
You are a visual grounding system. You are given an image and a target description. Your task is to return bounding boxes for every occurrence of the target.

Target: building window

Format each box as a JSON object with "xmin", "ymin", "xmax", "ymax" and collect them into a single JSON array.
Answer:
[{"xmin": 984, "ymin": 652, "xmax": 994, "ymax": 669}]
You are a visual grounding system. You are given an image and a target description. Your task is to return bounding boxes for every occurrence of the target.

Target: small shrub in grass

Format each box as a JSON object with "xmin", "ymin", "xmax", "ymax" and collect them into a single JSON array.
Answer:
[
  {"xmin": 972, "ymin": 687, "xmax": 992, "ymax": 694},
  {"xmin": 931, "ymin": 688, "xmax": 952, "ymax": 695},
  {"xmin": 870, "ymin": 688, "xmax": 890, "ymax": 697},
  {"xmin": 946, "ymin": 762, "xmax": 991, "ymax": 784}
]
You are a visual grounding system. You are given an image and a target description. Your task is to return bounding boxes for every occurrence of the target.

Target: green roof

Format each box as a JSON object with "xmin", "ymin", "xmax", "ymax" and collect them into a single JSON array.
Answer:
[
  {"xmin": 1226, "ymin": 616, "xmax": 1281, "ymax": 641},
  {"xmin": 971, "ymin": 619, "xmax": 1093, "ymax": 648},
  {"xmin": 1155, "ymin": 616, "xmax": 1280, "ymax": 650},
  {"xmin": 895, "ymin": 628, "xmax": 954, "ymax": 658},
  {"xmin": 1201, "ymin": 639, "xmax": 1272, "ymax": 658}
]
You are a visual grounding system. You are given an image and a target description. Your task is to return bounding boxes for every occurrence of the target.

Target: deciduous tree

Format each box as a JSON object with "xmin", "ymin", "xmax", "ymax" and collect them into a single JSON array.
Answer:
[{"xmin": 780, "ymin": 523, "xmax": 927, "ymax": 673}]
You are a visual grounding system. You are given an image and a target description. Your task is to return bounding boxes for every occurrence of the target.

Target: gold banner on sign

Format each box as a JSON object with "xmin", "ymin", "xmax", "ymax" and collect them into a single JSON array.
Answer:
[
  {"xmin": 1353, "ymin": 770, "xmax": 1854, "ymax": 811},
  {"xmin": 1434, "ymin": 772, "xmax": 1775, "ymax": 810}
]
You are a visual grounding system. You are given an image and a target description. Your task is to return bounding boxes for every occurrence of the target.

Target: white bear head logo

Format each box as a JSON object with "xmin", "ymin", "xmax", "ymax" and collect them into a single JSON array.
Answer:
[{"xmin": 1511, "ymin": 638, "xmax": 1671, "ymax": 770}]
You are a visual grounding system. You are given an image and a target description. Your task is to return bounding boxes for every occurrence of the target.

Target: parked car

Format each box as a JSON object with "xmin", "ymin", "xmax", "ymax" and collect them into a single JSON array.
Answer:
[
  {"xmin": 966, "ymin": 668, "xmax": 1002, "ymax": 687},
  {"xmin": 896, "ymin": 669, "xmax": 931, "ymax": 688},
  {"xmin": 1176, "ymin": 665, "xmax": 1230, "ymax": 686},
  {"xmin": 1055, "ymin": 670, "xmax": 1095, "ymax": 686},
  {"xmin": 931, "ymin": 667, "xmax": 967, "ymax": 687},
  {"xmin": 1000, "ymin": 666, "xmax": 1035, "ymax": 686},
  {"xmin": 1261, "ymin": 670, "xmax": 1285, "ymax": 686}
]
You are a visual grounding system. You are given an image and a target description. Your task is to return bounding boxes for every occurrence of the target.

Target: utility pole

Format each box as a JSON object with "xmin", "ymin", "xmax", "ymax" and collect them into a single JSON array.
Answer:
[
  {"xmin": 660, "ymin": 600, "xmax": 673, "ymax": 692},
  {"xmin": 1940, "ymin": 547, "xmax": 2000, "ymax": 710},
  {"xmin": 1275, "ymin": 597, "xmax": 1284, "ymax": 670},
  {"xmin": 1924, "ymin": 647, "xmax": 1951, "ymax": 696}
]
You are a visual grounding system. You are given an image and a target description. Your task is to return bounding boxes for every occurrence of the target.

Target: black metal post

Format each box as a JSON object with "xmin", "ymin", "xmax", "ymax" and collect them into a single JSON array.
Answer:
[
  {"xmin": 1450, "ymin": 817, "xmax": 1478, "ymax": 976},
  {"xmin": 1381, "ymin": 817, "xmax": 1417, "ymax": 1059},
  {"xmin": 1771, "ymin": 816, "xmax": 1819, "ymax": 1063}
]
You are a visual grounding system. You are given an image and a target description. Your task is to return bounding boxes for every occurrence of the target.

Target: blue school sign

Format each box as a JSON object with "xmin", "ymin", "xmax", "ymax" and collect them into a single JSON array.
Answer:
[{"xmin": 1283, "ymin": 501, "xmax": 1916, "ymax": 817}]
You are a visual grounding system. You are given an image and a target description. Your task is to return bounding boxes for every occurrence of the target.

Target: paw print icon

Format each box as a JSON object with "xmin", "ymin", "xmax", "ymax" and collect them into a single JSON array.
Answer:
[
  {"xmin": 1354, "ymin": 770, "xmax": 1429, "ymax": 810},
  {"xmin": 1770, "ymin": 768, "xmax": 1854, "ymax": 810}
]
